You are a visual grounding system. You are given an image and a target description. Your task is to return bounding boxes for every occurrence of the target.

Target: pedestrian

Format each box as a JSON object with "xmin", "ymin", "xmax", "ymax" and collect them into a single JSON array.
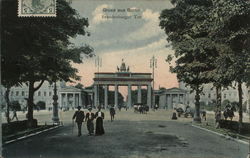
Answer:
[
  {"xmin": 12, "ymin": 109, "xmax": 18, "ymax": 121},
  {"xmin": 155, "ymin": 104, "xmax": 159, "ymax": 110},
  {"xmin": 72, "ymin": 106, "xmax": 85, "ymax": 137},
  {"xmin": 95, "ymin": 106, "xmax": 105, "ymax": 136},
  {"xmin": 215, "ymin": 110, "xmax": 221, "ymax": 129},
  {"xmin": 109, "ymin": 105, "xmax": 116, "ymax": 122},
  {"xmin": 171, "ymin": 112, "xmax": 177, "ymax": 120},
  {"xmin": 201, "ymin": 110, "xmax": 207, "ymax": 121},
  {"xmin": 85, "ymin": 107, "xmax": 95, "ymax": 136}
]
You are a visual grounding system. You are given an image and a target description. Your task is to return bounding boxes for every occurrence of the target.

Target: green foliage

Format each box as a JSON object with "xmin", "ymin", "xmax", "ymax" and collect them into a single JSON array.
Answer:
[
  {"xmin": 131, "ymin": 89, "xmax": 147, "ymax": 105},
  {"xmin": 222, "ymin": 99, "xmax": 231, "ymax": 108},
  {"xmin": 107, "ymin": 91, "xmax": 124, "ymax": 105},
  {"xmin": 199, "ymin": 101, "xmax": 206, "ymax": 107},
  {"xmin": 35, "ymin": 101, "xmax": 46, "ymax": 110},
  {"xmin": 160, "ymin": 0, "xmax": 215, "ymax": 90},
  {"xmin": 10, "ymin": 101, "xmax": 21, "ymax": 111},
  {"xmin": 242, "ymin": 101, "xmax": 247, "ymax": 112},
  {"xmin": 75, "ymin": 83, "xmax": 84, "ymax": 90},
  {"xmin": 208, "ymin": 0, "xmax": 250, "ymax": 85},
  {"xmin": 1, "ymin": 0, "xmax": 94, "ymax": 84},
  {"xmin": 96, "ymin": 87, "xmax": 124, "ymax": 105},
  {"xmin": 207, "ymin": 99, "xmax": 216, "ymax": 106},
  {"xmin": 200, "ymin": 104, "xmax": 214, "ymax": 111}
]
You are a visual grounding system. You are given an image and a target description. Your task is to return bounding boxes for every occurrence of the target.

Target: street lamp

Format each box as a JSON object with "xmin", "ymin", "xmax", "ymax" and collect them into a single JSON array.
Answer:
[
  {"xmin": 52, "ymin": 82, "xmax": 60, "ymax": 124},
  {"xmin": 95, "ymin": 56, "xmax": 102, "ymax": 108},
  {"xmin": 150, "ymin": 55, "xmax": 157, "ymax": 109}
]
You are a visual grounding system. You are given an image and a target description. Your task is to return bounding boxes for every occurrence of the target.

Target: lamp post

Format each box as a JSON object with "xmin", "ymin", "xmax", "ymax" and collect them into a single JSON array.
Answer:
[
  {"xmin": 52, "ymin": 82, "xmax": 60, "ymax": 124},
  {"xmin": 150, "ymin": 55, "xmax": 157, "ymax": 109},
  {"xmin": 95, "ymin": 56, "xmax": 102, "ymax": 108}
]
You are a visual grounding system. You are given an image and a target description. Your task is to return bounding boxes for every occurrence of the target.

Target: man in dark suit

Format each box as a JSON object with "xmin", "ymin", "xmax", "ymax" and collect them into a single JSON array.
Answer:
[
  {"xmin": 109, "ymin": 105, "xmax": 115, "ymax": 122},
  {"xmin": 72, "ymin": 106, "xmax": 85, "ymax": 137},
  {"xmin": 85, "ymin": 107, "xmax": 95, "ymax": 136}
]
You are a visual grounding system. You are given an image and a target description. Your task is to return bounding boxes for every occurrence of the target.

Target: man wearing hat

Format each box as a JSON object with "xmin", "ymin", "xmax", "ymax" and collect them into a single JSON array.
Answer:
[
  {"xmin": 85, "ymin": 106, "xmax": 95, "ymax": 136},
  {"xmin": 72, "ymin": 106, "xmax": 85, "ymax": 137}
]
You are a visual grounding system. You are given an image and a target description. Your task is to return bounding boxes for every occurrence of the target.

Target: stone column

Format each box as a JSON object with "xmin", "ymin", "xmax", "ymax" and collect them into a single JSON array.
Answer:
[
  {"xmin": 94, "ymin": 85, "xmax": 98, "ymax": 108},
  {"xmin": 183, "ymin": 94, "xmax": 186, "ymax": 105},
  {"xmin": 91, "ymin": 93, "xmax": 94, "ymax": 107},
  {"xmin": 73, "ymin": 93, "xmax": 75, "ymax": 108},
  {"xmin": 60, "ymin": 93, "xmax": 63, "ymax": 109},
  {"xmin": 128, "ymin": 84, "xmax": 132, "ymax": 107},
  {"xmin": 247, "ymin": 86, "xmax": 250, "ymax": 113},
  {"xmin": 171, "ymin": 94, "xmax": 174, "ymax": 109},
  {"xmin": 104, "ymin": 85, "xmax": 108, "ymax": 108},
  {"xmin": 147, "ymin": 84, "xmax": 152, "ymax": 107},
  {"xmin": 66, "ymin": 93, "xmax": 69, "ymax": 109},
  {"xmin": 115, "ymin": 84, "xmax": 118, "ymax": 107},
  {"xmin": 79, "ymin": 92, "xmax": 82, "ymax": 107},
  {"xmin": 137, "ymin": 85, "xmax": 142, "ymax": 103},
  {"xmin": 76, "ymin": 93, "xmax": 79, "ymax": 107}
]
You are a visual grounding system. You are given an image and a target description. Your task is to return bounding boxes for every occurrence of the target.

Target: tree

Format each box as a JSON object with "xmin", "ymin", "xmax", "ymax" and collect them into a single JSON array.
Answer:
[
  {"xmin": 222, "ymin": 99, "xmax": 231, "ymax": 109},
  {"xmin": 107, "ymin": 91, "xmax": 124, "ymax": 106},
  {"xmin": 35, "ymin": 101, "xmax": 46, "ymax": 110},
  {"xmin": 160, "ymin": 0, "xmax": 215, "ymax": 122},
  {"xmin": 10, "ymin": 101, "xmax": 22, "ymax": 111},
  {"xmin": 1, "ymin": 63, "xmax": 22, "ymax": 123},
  {"xmin": 92, "ymin": 86, "xmax": 124, "ymax": 106},
  {"xmin": 131, "ymin": 89, "xmax": 147, "ymax": 105},
  {"xmin": 75, "ymin": 83, "xmax": 84, "ymax": 90},
  {"xmin": 208, "ymin": 0, "xmax": 250, "ymax": 132},
  {"xmin": 1, "ymin": 0, "xmax": 94, "ymax": 126}
]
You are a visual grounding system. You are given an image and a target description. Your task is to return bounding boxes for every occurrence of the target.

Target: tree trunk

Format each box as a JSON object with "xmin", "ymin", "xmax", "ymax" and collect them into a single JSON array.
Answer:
[
  {"xmin": 193, "ymin": 86, "xmax": 201, "ymax": 123},
  {"xmin": 248, "ymin": 86, "xmax": 250, "ymax": 114},
  {"xmin": 4, "ymin": 87, "xmax": 11, "ymax": 123},
  {"xmin": 27, "ymin": 80, "xmax": 45, "ymax": 127},
  {"xmin": 216, "ymin": 85, "xmax": 222, "ymax": 113},
  {"xmin": 27, "ymin": 81, "xmax": 35, "ymax": 122},
  {"xmin": 238, "ymin": 81, "xmax": 243, "ymax": 134}
]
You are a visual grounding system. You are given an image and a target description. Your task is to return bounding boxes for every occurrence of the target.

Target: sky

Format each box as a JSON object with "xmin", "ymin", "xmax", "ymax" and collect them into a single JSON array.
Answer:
[{"xmin": 70, "ymin": 0, "xmax": 178, "ymax": 94}]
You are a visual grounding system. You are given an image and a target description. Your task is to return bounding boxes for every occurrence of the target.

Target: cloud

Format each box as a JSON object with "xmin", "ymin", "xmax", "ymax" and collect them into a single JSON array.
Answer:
[
  {"xmin": 91, "ymin": 4, "xmax": 113, "ymax": 25},
  {"xmin": 98, "ymin": 38, "xmax": 173, "ymax": 72},
  {"xmin": 124, "ymin": 9, "xmax": 164, "ymax": 42},
  {"xmin": 100, "ymin": 38, "xmax": 171, "ymax": 57},
  {"xmin": 142, "ymin": 9, "xmax": 159, "ymax": 20}
]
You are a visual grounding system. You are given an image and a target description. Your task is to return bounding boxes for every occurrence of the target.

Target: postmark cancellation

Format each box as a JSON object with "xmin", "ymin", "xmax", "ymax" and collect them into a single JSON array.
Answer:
[{"xmin": 18, "ymin": 0, "xmax": 56, "ymax": 17}]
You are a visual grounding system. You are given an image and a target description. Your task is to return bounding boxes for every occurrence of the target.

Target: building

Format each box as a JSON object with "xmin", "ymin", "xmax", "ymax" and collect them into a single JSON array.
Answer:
[
  {"xmin": 93, "ymin": 59, "xmax": 153, "ymax": 108},
  {"xmin": 179, "ymin": 82, "xmax": 249, "ymax": 111},
  {"xmin": 155, "ymin": 87, "xmax": 188, "ymax": 109},
  {"xmin": 0, "ymin": 81, "xmax": 93, "ymax": 111}
]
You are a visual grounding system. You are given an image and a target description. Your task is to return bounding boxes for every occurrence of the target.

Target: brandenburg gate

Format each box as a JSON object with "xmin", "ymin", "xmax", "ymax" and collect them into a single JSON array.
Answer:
[{"xmin": 93, "ymin": 60, "xmax": 153, "ymax": 108}]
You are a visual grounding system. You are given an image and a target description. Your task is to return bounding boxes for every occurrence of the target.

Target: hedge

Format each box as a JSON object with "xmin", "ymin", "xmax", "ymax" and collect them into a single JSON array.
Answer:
[
  {"xmin": 2, "ymin": 119, "xmax": 38, "ymax": 136},
  {"xmin": 219, "ymin": 120, "xmax": 250, "ymax": 134}
]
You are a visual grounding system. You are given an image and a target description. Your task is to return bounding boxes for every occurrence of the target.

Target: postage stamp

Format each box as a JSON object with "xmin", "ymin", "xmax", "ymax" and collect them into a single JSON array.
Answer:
[{"xmin": 18, "ymin": 0, "xmax": 56, "ymax": 17}]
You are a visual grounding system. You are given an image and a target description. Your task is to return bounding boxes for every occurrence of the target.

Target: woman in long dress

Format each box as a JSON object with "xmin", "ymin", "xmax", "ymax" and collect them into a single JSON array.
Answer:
[{"xmin": 95, "ymin": 107, "xmax": 105, "ymax": 136}]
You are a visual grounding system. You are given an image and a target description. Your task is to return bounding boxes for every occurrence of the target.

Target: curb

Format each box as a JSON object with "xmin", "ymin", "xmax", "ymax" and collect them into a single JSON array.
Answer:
[
  {"xmin": 4, "ymin": 125, "xmax": 62, "ymax": 145},
  {"xmin": 191, "ymin": 124, "xmax": 249, "ymax": 145}
]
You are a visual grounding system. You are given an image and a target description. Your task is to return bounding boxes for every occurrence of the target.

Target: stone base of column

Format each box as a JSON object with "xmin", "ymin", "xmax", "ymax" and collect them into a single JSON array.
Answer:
[
  {"xmin": 193, "ymin": 117, "xmax": 201, "ymax": 123},
  {"xmin": 52, "ymin": 117, "xmax": 60, "ymax": 125}
]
